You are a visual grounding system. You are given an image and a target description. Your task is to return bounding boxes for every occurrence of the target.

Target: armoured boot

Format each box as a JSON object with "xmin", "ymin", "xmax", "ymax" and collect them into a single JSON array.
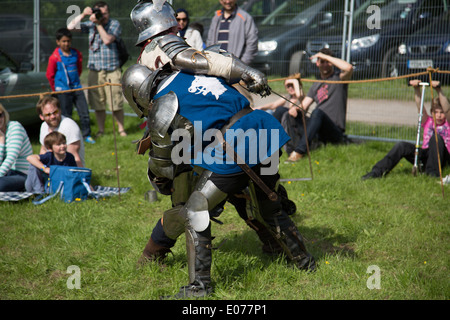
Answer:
[
  {"xmin": 136, "ymin": 237, "xmax": 172, "ymax": 267},
  {"xmin": 283, "ymin": 224, "xmax": 316, "ymax": 272},
  {"xmin": 246, "ymin": 219, "xmax": 284, "ymax": 256},
  {"xmin": 173, "ymin": 225, "xmax": 213, "ymax": 298},
  {"xmin": 256, "ymin": 195, "xmax": 316, "ymax": 272}
]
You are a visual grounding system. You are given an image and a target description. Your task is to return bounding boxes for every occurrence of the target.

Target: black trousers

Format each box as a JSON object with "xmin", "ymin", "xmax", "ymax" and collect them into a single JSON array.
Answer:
[{"xmin": 371, "ymin": 133, "xmax": 449, "ymax": 177}]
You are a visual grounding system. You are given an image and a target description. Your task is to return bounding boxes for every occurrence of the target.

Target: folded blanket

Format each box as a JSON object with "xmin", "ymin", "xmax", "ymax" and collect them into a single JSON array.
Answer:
[{"xmin": 0, "ymin": 186, "xmax": 131, "ymax": 202}]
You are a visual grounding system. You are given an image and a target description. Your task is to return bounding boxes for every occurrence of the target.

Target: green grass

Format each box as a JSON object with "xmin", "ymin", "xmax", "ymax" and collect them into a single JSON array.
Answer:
[{"xmin": 1, "ymin": 112, "xmax": 448, "ymax": 300}]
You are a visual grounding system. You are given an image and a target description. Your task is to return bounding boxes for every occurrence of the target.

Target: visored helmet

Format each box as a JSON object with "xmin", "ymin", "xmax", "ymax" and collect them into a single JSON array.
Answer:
[
  {"xmin": 131, "ymin": 0, "xmax": 178, "ymax": 46},
  {"xmin": 121, "ymin": 64, "xmax": 154, "ymax": 117}
]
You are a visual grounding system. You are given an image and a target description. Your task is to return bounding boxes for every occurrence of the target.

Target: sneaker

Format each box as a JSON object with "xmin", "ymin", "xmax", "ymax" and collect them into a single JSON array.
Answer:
[
  {"xmin": 285, "ymin": 151, "xmax": 304, "ymax": 163},
  {"xmin": 441, "ymin": 175, "xmax": 450, "ymax": 185},
  {"xmin": 361, "ymin": 171, "xmax": 382, "ymax": 180},
  {"xmin": 85, "ymin": 136, "xmax": 96, "ymax": 144}
]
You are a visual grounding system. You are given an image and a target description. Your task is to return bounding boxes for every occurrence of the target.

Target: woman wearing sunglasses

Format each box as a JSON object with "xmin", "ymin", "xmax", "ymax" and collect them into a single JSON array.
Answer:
[{"xmin": 175, "ymin": 8, "xmax": 204, "ymax": 51}]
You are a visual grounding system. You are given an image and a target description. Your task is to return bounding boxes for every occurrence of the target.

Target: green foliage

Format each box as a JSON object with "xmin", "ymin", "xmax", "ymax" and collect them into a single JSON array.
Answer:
[{"xmin": 1, "ymin": 112, "xmax": 449, "ymax": 300}]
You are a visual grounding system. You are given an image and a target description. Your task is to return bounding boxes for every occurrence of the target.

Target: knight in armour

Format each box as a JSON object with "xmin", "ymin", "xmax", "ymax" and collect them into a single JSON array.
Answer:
[{"xmin": 123, "ymin": 0, "xmax": 316, "ymax": 298}]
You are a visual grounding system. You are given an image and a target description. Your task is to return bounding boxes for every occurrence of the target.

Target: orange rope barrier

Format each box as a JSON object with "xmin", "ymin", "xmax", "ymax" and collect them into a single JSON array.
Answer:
[{"xmin": 0, "ymin": 68, "xmax": 447, "ymax": 100}]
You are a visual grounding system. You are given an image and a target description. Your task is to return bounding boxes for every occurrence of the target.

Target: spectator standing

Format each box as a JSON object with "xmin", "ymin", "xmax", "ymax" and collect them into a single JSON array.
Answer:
[
  {"xmin": 46, "ymin": 28, "xmax": 95, "ymax": 144},
  {"xmin": 285, "ymin": 48, "xmax": 353, "ymax": 162},
  {"xmin": 176, "ymin": 9, "xmax": 204, "ymax": 51},
  {"xmin": 36, "ymin": 96, "xmax": 85, "ymax": 168},
  {"xmin": 0, "ymin": 103, "xmax": 33, "ymax": 191},
  {"xmin": 206, "ymin": 0, "xmax": 258, "ymax": 65},
  {"xmin": 67, "ymin": 1, "xmax": 127, "ymax": 137}
]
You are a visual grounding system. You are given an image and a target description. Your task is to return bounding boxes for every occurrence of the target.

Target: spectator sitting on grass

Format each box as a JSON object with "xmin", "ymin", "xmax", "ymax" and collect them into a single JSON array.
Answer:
[
  {"xmin": 37, "ymin": 96, "xmax": 85, "ymax": 168},
  {"xmin": 25, "ymin": 131, "xmax": 77, "ymax": 193},
  {"xmin": 0, "ymin": 103, "xmax": 33, "ymax": 192},
  {"xmin": 362, "ymin": 80, "xmax": 450, "ymax": 180}
]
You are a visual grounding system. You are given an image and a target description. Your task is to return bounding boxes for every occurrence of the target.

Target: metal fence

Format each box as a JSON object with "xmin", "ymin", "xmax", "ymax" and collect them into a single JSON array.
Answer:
[{"xmin": 0, "ymin": 0, "xmax": 449, "ymax": 142}]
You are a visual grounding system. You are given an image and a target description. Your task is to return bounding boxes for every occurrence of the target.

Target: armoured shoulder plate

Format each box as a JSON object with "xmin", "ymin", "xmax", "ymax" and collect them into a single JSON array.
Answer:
[
  {"xmin": 122, "ymin": 63, "xmax": 172, "ymax": 118},
  {"xmin": 148, "ymin": 91, "xmax": 179, "ymax": 138},
  {"xmin": 156, "ymin": 34, "xmax": 192, "ymax": 59},
  {"xmin": 156, "ymin": 34, "xmax": 210, "ymax": 73}
]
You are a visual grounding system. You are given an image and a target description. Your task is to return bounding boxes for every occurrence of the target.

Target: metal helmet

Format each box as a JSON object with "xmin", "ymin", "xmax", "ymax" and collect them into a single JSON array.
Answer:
[
  {"xmin": 121, "ymin": 64, "xmax": 154, "ymax": 118},
  {"xmin": 131, "ymin": 0, "xmax": 178, "ymax": 46}
]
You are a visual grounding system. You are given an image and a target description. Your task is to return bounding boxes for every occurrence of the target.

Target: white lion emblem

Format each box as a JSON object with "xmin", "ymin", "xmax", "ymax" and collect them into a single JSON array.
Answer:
[{"xmin": 188, "ymin": 75, "xmax": 227, "ymax": 100}]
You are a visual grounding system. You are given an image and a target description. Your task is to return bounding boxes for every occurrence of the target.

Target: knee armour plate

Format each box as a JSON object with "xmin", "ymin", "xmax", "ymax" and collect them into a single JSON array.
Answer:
[{"xmin": 180, "ymin": 170, "xmax": 227, "ymax": 233}]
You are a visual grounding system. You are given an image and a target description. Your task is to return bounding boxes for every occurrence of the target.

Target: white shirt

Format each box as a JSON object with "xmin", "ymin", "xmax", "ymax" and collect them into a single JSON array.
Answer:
[
  {"xmin": 181, "ymin": 28, "xmax": 204, "ymax": 51},
  {"xmin": 39, "ymin": 116, "xmax": 85, "ymax": 167}
]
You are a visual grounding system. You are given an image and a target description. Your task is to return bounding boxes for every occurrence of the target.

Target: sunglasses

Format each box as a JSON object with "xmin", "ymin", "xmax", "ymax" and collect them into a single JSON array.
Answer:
[
  {"xmin": 43, "ymin": 109, "xmax": 60, "ymax": 118},
  {"xmin": 0, "ymin": 112, "xmax": 4, "ymax": 118},
  {"xmin": 177, "ymin": 18, "xmax": 187, "ymax": 22}
]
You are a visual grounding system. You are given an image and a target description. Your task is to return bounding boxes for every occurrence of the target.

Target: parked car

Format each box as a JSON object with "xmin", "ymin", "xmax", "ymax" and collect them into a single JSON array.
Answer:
[
  {"xmin": 250, "ymin": 0, "xmax": 353, "ymax": 77},
  {"xmin": 305, "ymin": 0, "xmax": 447, "ymax": 79},
  {"xmin": 197, "ymin": 0, "xmax": 349, "ymax": 77},
  {"xmin": 0, "ymin": 14, "xmax": 52, "ymax": 65},
  {"xmin": 396, "ymin": 12, "xmax": 450, "ymax": 84},
  {"xmin": 0, "ymin": 48, "xmax": 51, "ymax": 126}
]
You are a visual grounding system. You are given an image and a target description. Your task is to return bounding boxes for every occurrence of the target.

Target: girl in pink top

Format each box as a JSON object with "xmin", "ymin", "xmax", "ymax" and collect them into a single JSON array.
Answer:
[{"xmin": 362, "ymin": 80, "xmax": 450, "ymax": 179}]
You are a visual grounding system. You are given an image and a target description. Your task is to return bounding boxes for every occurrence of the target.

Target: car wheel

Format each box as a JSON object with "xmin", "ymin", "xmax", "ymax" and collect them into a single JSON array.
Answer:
[
  {"xmin": 381, "ymin": 47, "xmax": 400, "ymax": 78},
  {"xmin": 289, "ymin": 51, "xmax": 308, "ymax": 77}
]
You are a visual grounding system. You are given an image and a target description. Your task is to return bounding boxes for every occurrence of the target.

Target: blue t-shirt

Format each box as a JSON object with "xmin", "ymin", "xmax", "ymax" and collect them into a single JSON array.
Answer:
[
  {"xmin": 154, "ymin": 72, "xmax": 290, "ymax": 174},
  {"xmin": 39, "ymin": 151, "xmax": 77, "ymax": 167}
]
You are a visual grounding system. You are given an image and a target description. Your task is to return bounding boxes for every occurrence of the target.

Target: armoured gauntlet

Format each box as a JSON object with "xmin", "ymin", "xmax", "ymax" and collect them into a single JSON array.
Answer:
[{"xmin": 230, "ymin": 58, "xmax": 271, "ymax": 97}]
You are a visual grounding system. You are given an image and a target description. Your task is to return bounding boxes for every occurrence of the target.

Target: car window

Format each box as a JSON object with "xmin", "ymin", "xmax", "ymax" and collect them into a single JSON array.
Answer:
[
  {"xmin": 260, "ymin": 0, "xmax": 317, "ymax": 26},
  {"xmin": 413, "ymin": 10, "xmax": 450, "ymax": 34},
  {"xmin": 0, "ymin": 18, "xmax": 26, "ymax": 32},
  {"xmin": 416, "ymin": 0, "xmax": 448, "ymax": 18}
]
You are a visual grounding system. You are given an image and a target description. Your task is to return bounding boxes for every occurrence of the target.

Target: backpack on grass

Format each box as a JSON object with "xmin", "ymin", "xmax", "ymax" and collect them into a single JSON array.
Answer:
[{"xmin": 33, "ymin": 166, "xmax": 93, "ymax": 204}]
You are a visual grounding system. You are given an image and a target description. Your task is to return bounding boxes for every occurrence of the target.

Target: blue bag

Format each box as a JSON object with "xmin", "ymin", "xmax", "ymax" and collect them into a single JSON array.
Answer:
[{"xmin": 33, "ymin": 166, "xmax": 93, "ymax": 204}]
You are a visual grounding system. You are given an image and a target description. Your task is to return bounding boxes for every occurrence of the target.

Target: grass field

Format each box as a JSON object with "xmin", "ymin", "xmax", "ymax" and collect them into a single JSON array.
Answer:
[{"xmin": 1, "ymin": 110, "xmax": 448, "ymax": 302}]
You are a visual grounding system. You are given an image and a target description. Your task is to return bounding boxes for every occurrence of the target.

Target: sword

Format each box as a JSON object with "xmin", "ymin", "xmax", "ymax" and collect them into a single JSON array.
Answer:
[{"xmin": 220, "ymin": 134, "xmax": 278, "ymax": 202}]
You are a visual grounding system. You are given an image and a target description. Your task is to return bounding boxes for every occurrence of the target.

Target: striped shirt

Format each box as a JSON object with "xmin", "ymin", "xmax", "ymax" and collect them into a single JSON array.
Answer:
[
  {"xmin": 0, "ymin": 121, "xmax": 33, "ymax": 176},
  {"xmin": 217, "ymin": 13, "xmax": 232, "ymax": 51},
  {"xmin": 80, "ymin": 19, "xmax": 122, "ymax": 71}
]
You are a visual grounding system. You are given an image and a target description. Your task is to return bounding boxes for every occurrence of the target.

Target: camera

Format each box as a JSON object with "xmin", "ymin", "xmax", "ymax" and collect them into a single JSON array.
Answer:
[{"xmin": 92, "ymin": 8, "xmax": 103, "ymax": 20}]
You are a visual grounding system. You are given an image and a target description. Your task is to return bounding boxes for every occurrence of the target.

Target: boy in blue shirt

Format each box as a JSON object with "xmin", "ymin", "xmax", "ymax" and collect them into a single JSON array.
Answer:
[
  {"xmin": 46, "ymin": 28, "xmax": 95, "ymax": 144},
  {"xmin": 25, "ymin": 132, "xmax": 77, "ymax": 193}
]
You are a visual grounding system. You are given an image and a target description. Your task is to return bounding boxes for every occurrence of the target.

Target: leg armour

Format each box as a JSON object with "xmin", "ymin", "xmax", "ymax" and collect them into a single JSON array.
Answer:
[
  {"xmin": 174, "ymin": 170, "xmax": 227, "ymax": 297},
  {"xmin": 247, "ymin": 181, "xmax": 316, "ymax": 271},
  {"xmin": 180, "ymin": 223, "xmax": 213, "ymax": 297},
  {"xmin": 179, "ymin": 170, "xmax": 227, "ymax": 233},
  {"xmin": 227, "ymin": 194, "xmax": 284, "ymax": 255}
]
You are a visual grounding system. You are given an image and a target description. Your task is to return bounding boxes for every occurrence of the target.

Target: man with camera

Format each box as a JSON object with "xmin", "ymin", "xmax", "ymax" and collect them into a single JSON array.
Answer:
[{"xmin": 67, "ymin": 1, "xmax": 127, "ymax": 138}]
